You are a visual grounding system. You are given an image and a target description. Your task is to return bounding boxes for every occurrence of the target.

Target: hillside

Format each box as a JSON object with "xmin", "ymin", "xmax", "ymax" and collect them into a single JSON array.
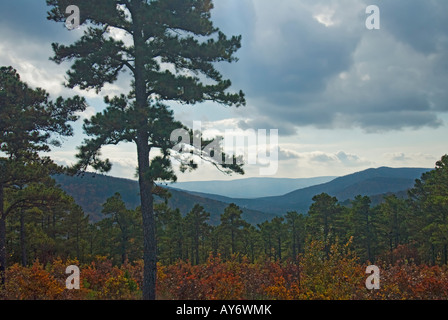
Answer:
[
  {"xmin": 171, "ymin": 176, "xmax": 336, "ymax": 198},
  {"xmin": 53, "ymin": 167, "xmax": 430, "ymax": 225},
  {"xmin": 222, "ymin": 167, "xmax": 430, "ymax": 214},
  {"xmin": 53, "ymin": 173, "xmax": 277, "ymax": 225}
]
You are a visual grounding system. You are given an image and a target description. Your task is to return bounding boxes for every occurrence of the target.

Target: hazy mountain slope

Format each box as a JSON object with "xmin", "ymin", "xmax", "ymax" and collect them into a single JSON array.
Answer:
[
  {"xmin": 226, "ymin": 167, "xmax": 430, "ymax": 214},
  {"xmin": 170, "ymin": 176, "xmax": 337, "ymax": 198},
  {"xmin": 53, "ymin": 173, "xmax": 276, "ymax": 225},
  {"xmin": 53, "ymin": 167, "xmax": 430, "ymax": 225}
]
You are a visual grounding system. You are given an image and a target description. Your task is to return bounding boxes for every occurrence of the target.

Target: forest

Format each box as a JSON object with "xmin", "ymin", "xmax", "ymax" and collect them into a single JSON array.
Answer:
[
  {"xmin": 1, "ymin": 0, "xmax": 448, "ymax": 301},
  {"xmin": 1, "ymin": 151, "xmax": 448, "ymax": 299}
]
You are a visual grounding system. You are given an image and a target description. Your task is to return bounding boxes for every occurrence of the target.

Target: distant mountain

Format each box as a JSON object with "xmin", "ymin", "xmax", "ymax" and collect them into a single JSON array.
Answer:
[
  {"xmin": 170, "ymin": 176, "xmax": 337, "ymax": 198},
  {"xmin": 218, "ymin": 167, "xmax": 431, "ymax": 214},
  {"xmin": 53, "ymin": 167, "xmax": 431, "ymax": 226},
  {"xmin": 53, "ymin": 173, "xmax": 276, "ymax": 225}
]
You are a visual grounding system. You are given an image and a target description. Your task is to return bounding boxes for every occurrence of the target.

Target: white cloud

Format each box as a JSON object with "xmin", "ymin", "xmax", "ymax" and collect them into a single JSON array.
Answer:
[{"xmin": 306, "ymin": 150, "xmax": 371, "ymax": 167}]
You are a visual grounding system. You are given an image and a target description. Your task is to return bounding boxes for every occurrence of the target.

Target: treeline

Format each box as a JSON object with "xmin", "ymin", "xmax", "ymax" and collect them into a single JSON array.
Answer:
[{"xmin": 4, "ymin": 155, "xmax": 448, "ymax": 268}]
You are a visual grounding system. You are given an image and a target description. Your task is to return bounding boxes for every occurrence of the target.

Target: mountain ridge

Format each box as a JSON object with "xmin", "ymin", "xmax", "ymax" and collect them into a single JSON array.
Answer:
[
  {"xmin": 53, "ymin": 173, "xmax": 277, "ymax": 225},
  {"xmin": 53, "ymin": 166, "xmax": 431, "ymax": 225},
  {"xmin": 219, "ymin": 167, "xmax": 430, "ymax": 214},
  {"xmin": 170, "ymin": 176, "xmax": 337, "ymax": 198}
]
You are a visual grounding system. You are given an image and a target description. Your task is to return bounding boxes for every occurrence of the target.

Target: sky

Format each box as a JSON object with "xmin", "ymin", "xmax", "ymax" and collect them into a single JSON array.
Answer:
[{"xmin": 1, "ymin": 0, "xmax": 447, "ymax": 182}]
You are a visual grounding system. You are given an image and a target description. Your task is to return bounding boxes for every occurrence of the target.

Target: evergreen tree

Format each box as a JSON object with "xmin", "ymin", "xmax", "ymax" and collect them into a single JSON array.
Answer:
[
  {"xmin": 46, "ymin": 0, "xmax": 245, "ymax": 300},
  {"xmin": 62, "ymin": 203, "xmax": 90, "ymax": 262},
  {"xmin": 377, "ymin": 195, "xmax": 409, "ymax": 263},
  {"xmin": 408, "ymin": 155, "xmax": 448, "ymax": 265},
  {"xmin": 155, "ymin": 202, "xmax": 183, "ymax": 264},
  {"xmin": 258, "ymin": 220, "xmax": 274, "ymax": 260},
  {"xmin": 219, "ymin": 203, "xmax": 248, "ymax": 257},
  {"xmin": 185, "ymin": 204, "xmax": 210, "ymax": 265},
  {"xmin": 348, "ymin": 195, "xmax": 375, "ymax": 262},
  {"xmin": 102, "ymin": 193, "xmax": 142, "ymax": 264},
  {"xmin": 285, "ymin": 211, "xmax": 306, "ymax": 261},
  {"xmin": 240, "ymin": 224, "xmax": 260, "ymax": 263},
  {"xmin": 307, "ymin": 193, "xmax": 342, "ymax": 257},
  {"xmin": 0, "ymin": 66, "xmax": 86, "ymax": 284},
  {"xmin": 269, "ymin": 216, "xmax": 287, "ymax": 261}
]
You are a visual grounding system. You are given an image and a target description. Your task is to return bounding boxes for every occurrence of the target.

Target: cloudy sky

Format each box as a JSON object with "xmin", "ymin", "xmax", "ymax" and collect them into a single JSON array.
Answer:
[{"xmin": 1, "ymin": 0, "xmax": 447, "ymax": 182}]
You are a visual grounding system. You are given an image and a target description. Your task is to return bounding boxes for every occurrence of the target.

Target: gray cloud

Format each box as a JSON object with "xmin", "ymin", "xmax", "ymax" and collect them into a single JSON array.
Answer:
[
  {"xmin": 214, "ymin": 0, "xmax": 448, "ymax": 133},
  {"xmin": 237, "ymin": 116, "xmax": 298, "ymax": 136},
  {"xmin": 278, "ymin": 148, "xmax": 302, "ymax": 161},
  {"xmin": 381, "ymin": 0, "xmax": 448, "ymax": 55},
  {"xmin": 2, "ymin": 0, "xmax": 447, "ymax": 137},
  {"xmin": 309, "ymin": 150, "xmax": 371, "ymax": 167},
  {"xmin": 390, "ymin": 153, "xmax": 412, "ymax": 162}
]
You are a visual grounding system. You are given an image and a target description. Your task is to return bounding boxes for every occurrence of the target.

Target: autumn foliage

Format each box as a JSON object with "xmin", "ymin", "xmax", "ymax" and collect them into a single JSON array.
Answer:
[{"xmin": 2, "ymin": 240, "xmax": 448, "ymax": 300}]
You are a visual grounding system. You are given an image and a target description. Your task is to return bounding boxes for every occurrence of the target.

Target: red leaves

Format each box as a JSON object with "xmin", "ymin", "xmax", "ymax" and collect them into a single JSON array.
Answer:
[
  {"xmin": 0, "ymin": 257, "xmax": 141, "ymax": 300},
  {"xmin": 2, "ymin": 262, "xmax": 64, "ymax": 300},
  {"xmin": 2, "ymin": 249, "xmax": 448, "ymax": 300},
  {"xmin": 361, "ymin": 261, "xmax": 448, "ymax": 300}
]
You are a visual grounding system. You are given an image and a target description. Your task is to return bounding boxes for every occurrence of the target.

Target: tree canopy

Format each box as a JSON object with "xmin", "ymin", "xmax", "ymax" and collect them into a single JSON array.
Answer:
[
  {"xmin": 46, "ymin": 0, "xmax": 246, "ymax": 300},
  {"xmin": 0, "ymin": 66, "xmax": 87, "ymax": 284}
]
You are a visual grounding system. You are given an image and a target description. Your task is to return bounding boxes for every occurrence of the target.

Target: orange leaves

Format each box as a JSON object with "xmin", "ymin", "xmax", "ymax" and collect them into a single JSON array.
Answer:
[
  {"xmin": 263, "ymin": 276, "xmax": 294, "ymax": 300},
  {"xmin": 1, "ymin": 257, "xmax": 141, "ymax": 300},
  {"xmin": 361, "ymin": 261, "xmax": 448, "ymax": 300},
  {"xmin": 3, "ymin": 261, "xmax": 64, "ymax": 300},
  {"xmin": 77, "ymin": 256, "xmax": 141, "ymax": 300},
  {"xmin": 157, "ymin": 255, "xmax": 298, "ymax": 300},
  {"xmin": 158, "ymin": 255, "xmax": 258, "ymax": 300},
  {"xmin": 2, "ymin": 247, "xmax": 448, "ymax": 300}
]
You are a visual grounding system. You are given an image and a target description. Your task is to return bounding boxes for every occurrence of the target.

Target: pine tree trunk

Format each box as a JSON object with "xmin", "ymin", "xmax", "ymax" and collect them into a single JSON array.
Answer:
[
  {"xmin": 291, "ymin": 223, "xmax": 297, "ymax": 262},
  {"xmin": 20, "ymin": 211, "xmax": 27, "ymax": 267},
  {"xmin": 130, "ymin": 1, "xmax": 157, "ymax": 299},
  {"xmin": 137, "ymin": 134, "xmax": 156, "ymax": 300},
  {"xmin": 0, "ymin": 184, "xmax": 6, "ymax": 286},
  {"xmin": 278, "ymin": 238, "xmax": 282, "ymax": 261},
  {"xmin": 194, "ymin": 223, "xmax": 200, "ymax": 265}
]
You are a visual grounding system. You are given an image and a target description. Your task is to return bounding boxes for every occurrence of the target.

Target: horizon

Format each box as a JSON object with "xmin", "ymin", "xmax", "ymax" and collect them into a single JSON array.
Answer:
[{"xmin": 77, "ymin": 163, "xmax": 434, "ymax": 184}]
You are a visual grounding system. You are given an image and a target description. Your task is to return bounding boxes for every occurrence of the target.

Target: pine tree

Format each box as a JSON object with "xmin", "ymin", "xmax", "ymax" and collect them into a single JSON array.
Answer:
[
  {"xmin": 307, "ymin": 193, "xmax": 342, "ymax": 257},
  {"xmin": 408, "ymin": 155, "xmax": 448, "ymax": 265},
  {"xmin": 285, "ymin": 211, "xmax": 306, "ymax": 262},
  {"xmin": 155, "ymin": 203, "xmax": 182, "ymax": 264},
  {"xmin": 377, "ymin": 195, "xmax": 409, "ymax": 263},
  {"xmin": 349, "ymin": 195, "xmax": 374, "ymax": 262},
  {"xmin": 5, "ymin": 180, "xmax": 77, "ymax": 265},
  {"xmin": 46, "ymin": 0, "xmax": 245, "ymax": 299},
  {"xmin": 219, "ymin": 203, "xmax": 248, "ymax": 257},
  {"xmin": 185, "ymin": 204, "xmax": 210, "ymax": 265},
  {"xmin": 102, "ymin": 193, "xmax": 141, "ymax": 264},
  {"xmin": 0, "ymin": 66, "xmax": 86, "ymax": 285}
]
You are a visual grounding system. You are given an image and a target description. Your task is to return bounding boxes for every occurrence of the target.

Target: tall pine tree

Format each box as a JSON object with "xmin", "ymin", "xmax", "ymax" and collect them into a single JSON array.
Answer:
[
  {"xmin": 0, "ymin": 66, "xmax": 86, "ymax": 285},
  {"xmin": 46, "ymin": 0, "xmax": 245, "ymax": 299}
]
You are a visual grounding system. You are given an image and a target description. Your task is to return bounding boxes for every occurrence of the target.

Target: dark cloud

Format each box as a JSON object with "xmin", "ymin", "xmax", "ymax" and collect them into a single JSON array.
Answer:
[
  {"xmin": 2, "ymin": 0, "xmax": 447, "ymax": 135},
  {"xmin": 215, "ymin": 0, "xmax": 448, "ymax": 133},
  {"xmin": 381, "ymin": 0, "xmax": 448, "ymax": 55},
  {"xmin": 0, "ymin": 0, "xmax": 75, "ymax": 43},
  {"xmin": 237, "ymin": 117, "xmax": 298, "ymax": 136}
]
